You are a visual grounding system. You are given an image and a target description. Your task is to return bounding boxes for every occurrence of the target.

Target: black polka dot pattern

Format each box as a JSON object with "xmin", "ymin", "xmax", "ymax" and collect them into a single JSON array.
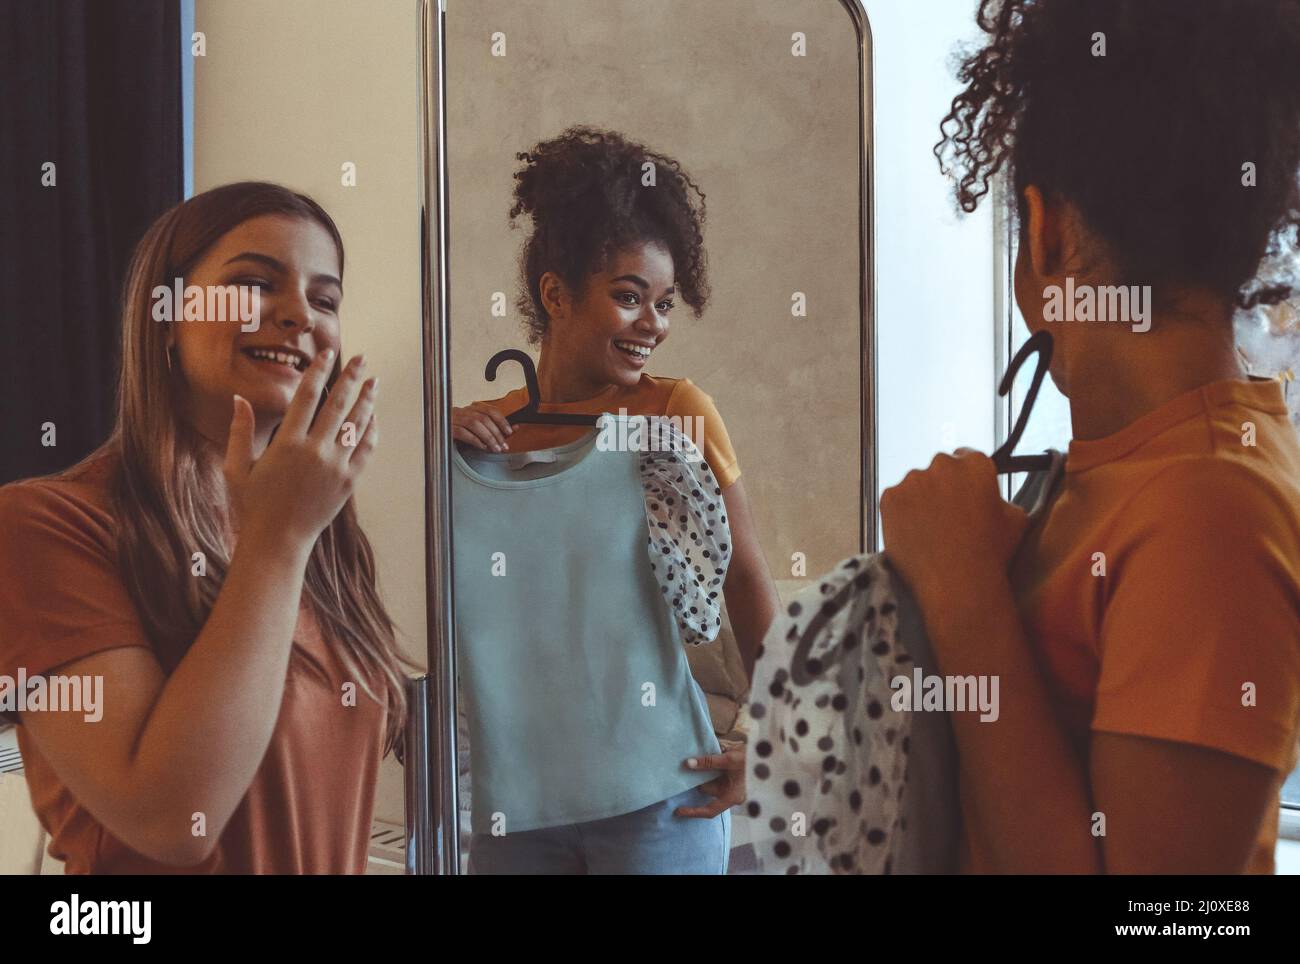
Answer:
[
  {"xmin": 745, "ymin": 553, "xmax": 911, "ymax": 875},
  {"xmin": 639, "ymin": 418, "xmax": 732, "ymax": 646}
]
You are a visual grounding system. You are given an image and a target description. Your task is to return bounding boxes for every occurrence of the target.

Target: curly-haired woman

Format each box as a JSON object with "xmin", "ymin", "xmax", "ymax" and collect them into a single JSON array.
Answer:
[
  {"xmin": 451, "ymin": 126, "xmax": 780, "ymax": 873},
  {"xmin": 881, "ymin": 0, "xmax": 1300, "ymax": 872}
]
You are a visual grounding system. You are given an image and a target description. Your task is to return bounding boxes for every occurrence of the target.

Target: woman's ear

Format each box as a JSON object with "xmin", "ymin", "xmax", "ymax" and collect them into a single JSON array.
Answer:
[
  {"xmin": 538, "ymin": 270, "xmax": 568, "ymax": 323},
  {"xmin": 1024, "ymin": 186, "xmax": 1101, "ymax": 283},
  {"xmin": 1022, "ymin": 185, "xmax": 1059, "ymax": 280}
]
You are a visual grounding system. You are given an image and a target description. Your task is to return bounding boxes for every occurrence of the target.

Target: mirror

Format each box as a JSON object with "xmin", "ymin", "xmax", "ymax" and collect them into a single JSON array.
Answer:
[{"xmin": 422, "ymin": 0, "xmax": 874, "ymax": 874}]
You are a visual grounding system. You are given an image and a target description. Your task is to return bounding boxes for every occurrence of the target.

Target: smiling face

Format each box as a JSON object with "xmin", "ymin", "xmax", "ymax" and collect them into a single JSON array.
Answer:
[
  {"xmin": 169, "ymin": 213, "xmax": 343, "ymax": 443},
  {"xmin": 542, "ymin": 240, "xmax": 677, "ymax": 393}
]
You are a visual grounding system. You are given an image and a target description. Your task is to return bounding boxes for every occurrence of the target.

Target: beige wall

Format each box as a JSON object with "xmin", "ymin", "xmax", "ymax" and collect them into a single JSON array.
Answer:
[
  {"xmin": 193, "ymin": 0, "xmax": 425, "ymax": 824},
  {"xmin": 447, "ymin": 0, "xmax": 868, "ymax": 577}
]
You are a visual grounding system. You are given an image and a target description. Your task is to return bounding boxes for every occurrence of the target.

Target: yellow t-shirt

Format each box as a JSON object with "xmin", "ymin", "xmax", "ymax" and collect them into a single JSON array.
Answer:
[
  {"xmin": 478, "ymin": 373, "xmax": 741, "ymax": 488},
  {"xmin": 965, "ymin": 377, "xmax": 1300, "ymax": 873}
]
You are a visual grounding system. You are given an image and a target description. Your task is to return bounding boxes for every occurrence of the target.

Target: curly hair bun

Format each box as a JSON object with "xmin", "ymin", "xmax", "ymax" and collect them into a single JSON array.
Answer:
[
  {"xmin": 510, "ymin": 126, "xmax": 709, "ymax": 343},
  {"xmin": 935, "ymin": 0, "xmax": 1300, "ymax": 309}
]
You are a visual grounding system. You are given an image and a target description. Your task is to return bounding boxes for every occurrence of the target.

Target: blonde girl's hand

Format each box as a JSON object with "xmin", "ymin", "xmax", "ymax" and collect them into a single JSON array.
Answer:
[
  {"xmin": 224, "ymin": 351, "xmax": 379, "ymax": 549},
  {"xmin": 451, "ymin": 402, "xmax": 513, "ymax": 452}
]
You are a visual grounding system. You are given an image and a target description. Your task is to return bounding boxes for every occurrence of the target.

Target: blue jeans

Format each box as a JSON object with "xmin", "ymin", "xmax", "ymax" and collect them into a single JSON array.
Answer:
[{"xmin": 468, "ymin": 785, "xmax": 732, "ymax": 875}]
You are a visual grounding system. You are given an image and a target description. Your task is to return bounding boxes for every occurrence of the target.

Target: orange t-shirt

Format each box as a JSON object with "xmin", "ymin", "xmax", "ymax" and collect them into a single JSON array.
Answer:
[
  {"xmin": 478, "ymin": 373, "xmax": 742, "ymax": 488},
  {"xmin": 966, "ymin": 377, "xmax": 1300, "ymax": 873},
  {"xmin": 0, "ymin": 453, "xmax": 389, "ymax": 874}
]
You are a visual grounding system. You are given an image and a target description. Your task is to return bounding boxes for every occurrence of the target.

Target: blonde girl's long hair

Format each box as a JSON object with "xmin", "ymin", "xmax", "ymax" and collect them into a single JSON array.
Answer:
[{"xmin": 110, "ymin": 181, "xmax": 408, "ymax": 752}]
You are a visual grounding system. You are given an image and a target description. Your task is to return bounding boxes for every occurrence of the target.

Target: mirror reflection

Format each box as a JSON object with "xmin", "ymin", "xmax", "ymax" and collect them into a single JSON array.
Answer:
[{"xmin": 444, "ymin": 0, "xmax": 868, "ymax": 874}]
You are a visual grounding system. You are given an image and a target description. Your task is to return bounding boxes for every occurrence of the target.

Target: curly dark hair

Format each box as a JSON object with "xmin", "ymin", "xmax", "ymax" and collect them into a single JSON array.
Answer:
[
  {"xmin": 934, "ymin": 0, "xmax": 1300, "ymax": 309},
  {"xmin": 509, "ymin": 126, "xmax": 710, "ymax": 343}
]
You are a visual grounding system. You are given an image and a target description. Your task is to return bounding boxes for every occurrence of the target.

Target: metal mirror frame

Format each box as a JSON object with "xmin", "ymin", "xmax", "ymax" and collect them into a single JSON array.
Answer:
[{"xmin": 410, "ymin": 0, "xmax": 876, "ymax": 874}]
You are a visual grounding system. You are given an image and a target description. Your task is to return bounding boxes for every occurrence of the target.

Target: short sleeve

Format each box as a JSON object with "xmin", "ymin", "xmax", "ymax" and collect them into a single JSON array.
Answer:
[
  {"xmin": 638, "ymin": 419, "xmax": 733, "ymax": 646},
  {"xmin": 664, "ymin": 378, "xmax": 741, "ymax": 488},
  {"xmin": 1092, "ymin": 461, "xmax": 1300, "ymax": 772},
  {"xmin": 745, "ymin": 555, "xmax": 912, "ymax": 874},
  {"xmin": 0, "ymin": 481, "xmax": 153, "ymax": 722}
]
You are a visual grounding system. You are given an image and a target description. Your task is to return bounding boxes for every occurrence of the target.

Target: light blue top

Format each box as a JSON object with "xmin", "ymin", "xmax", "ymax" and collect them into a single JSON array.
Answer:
[{"xmin": 451, "ymin": 416, "xmax": 726, "ymax": 833}]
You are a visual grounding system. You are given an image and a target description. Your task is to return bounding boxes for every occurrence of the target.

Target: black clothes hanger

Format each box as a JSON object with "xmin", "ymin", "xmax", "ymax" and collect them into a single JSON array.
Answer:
[
  {"xmin": 991, "ymin": 329, "xmax": 1056, "ymax": 474},
  {"xmin": 485, "ymin": 337, "xmax": 1054, "ymax": 460},
  {"xmin": 484, "ymin": 348, "xmax": 602, "ymax": 426},
  {"xmin": 784, "ymin": 333, "xmax": 1056, "ymax": 668}
]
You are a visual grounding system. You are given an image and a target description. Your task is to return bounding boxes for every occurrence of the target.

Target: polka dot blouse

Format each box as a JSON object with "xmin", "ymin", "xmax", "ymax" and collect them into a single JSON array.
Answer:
[
  {"xmin": 637, "ymin": 417, "xmax": 733, "ymax": 646},
  {"xmin": 745, "ymin": 555, "xmax": 912, "ymax": 874}
]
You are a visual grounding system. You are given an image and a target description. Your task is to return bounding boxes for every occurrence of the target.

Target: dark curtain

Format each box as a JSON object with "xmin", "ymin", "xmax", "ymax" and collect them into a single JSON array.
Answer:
[{"xmin": 0, "ymin": 0, "xmax": 182, "ymax": 485}]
